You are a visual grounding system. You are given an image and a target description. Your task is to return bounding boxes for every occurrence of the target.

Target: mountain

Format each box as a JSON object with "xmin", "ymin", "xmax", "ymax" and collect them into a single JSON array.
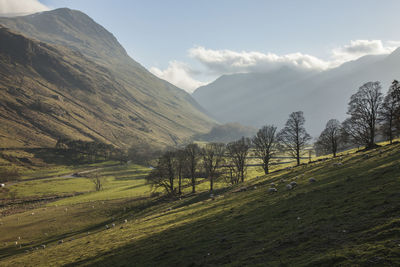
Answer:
[
  {"xmin": 0, "ymin": 9, "xmax": 215, "ymax": 148},
  {"xmin": 193, "ymin": 122, "xmax": 257, "ymax": 143},
  {"xmin": 193, "ymin": 52, "xmax": 400, "ymax": 136}
]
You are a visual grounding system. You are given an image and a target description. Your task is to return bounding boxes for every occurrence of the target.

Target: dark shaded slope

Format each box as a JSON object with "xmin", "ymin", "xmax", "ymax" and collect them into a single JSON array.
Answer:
[
  {"xmin": 0, "ymin": 9, "xmax": 215, "ymax": 148},
  {"xmin": 0, "ymin": 27, "xmax": 212, "ymax": 148}
]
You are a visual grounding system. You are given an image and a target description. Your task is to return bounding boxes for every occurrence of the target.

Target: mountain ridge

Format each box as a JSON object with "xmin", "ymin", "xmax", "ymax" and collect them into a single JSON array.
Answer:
[
  {"xmin": 0, "ymin": 9, "xmax": 215, "ymax": 148},
  {"xmin": 193, "ymin": 51, "xmax": 400, "ymax": 136}
]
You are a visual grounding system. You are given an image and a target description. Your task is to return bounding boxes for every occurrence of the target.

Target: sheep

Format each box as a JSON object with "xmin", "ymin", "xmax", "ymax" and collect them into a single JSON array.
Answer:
[
  {"xmin": 41, "ymin": 244, "xmax": 46, "ymax": 249},
  {"xmin": 286, "ymin": 184, "xmax": 293, "ymax": 190},
  {"xmin": 268, "ymin": 188, "xmax": 278, "ymax": 193},
  {"xmin": 124, "ymin": 219, "xmax": 128, "ymax": 223},
  {"xmin": 290, "ymin": 181, "xmax": 297, "ymax": 187},
  {"xmin": 0, "ymin": 184, "xmax": 5, "ymax": 188},
  {"xmin": 112, "ymin": 223, "xmax": 116, "ymax": 228},
  {"xmin": 58, "ymin": 240, "xmax": 63, "ymax": 244},
  {"xmin": 105, "ymin": 225, "xmax": 109, "ymax": 229},
  {"xmin": 309, "ymin": 178, "xmax": 317, "ymax": 183}
]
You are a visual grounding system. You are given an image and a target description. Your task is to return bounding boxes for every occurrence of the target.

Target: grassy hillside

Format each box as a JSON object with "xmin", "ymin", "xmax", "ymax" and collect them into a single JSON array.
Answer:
[
  {"xmin": 0, "ymin": 142, "xmax": 399, "ymax": 266},
  {"xmin": 0, "ymin": 9, "xmax": 215, "ymax": 148}
]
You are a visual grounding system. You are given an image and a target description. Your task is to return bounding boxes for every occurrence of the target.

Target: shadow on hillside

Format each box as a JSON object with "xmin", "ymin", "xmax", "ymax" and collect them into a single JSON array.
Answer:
[{"xmin": 63, "ymin": 145, "xmax": 400, "ymax": 266}]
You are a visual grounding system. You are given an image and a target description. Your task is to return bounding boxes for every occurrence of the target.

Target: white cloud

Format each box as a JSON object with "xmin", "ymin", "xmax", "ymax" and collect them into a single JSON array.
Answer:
[
  {"xmin": 189, "ymin": 46, "xmax": 331, "ymax": 74},
  {"xmin": 332, "ymin": 40, "xmax": 398, "ymax": 63},
  {"xmin": 150, "ymin": 40, "xmax": 400, "ymax": 93},
  {"xmin": 0, "ymin": 0, "xmax": 49, "ymax": 16},
  {"xmin": 150, "ymin": 61, "xmax": 207, "ymax": 93}
]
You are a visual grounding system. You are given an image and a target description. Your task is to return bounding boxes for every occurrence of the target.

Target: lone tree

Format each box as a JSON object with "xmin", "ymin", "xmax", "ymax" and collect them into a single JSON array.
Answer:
[
  {"xmin": 277, "ymin": 111, "xmax": 311, "ymax": 166},
  {"xmin": 380, "ymin": 80, "xmax": 400, "ymax": 144},
  {"xmin": 315, "ymin": 119, "xmax": 342, "ymax": 157},
  {"xmin": 201, "ymin": 143, "xmax": 225, "ymax": 192},
  {"xmin": 252, "ymin": 125, "xmax": 278, "ymax": 174},
  {"xmin": 226, "ymin": 137, "xmax": 251, "ymax": 183},
  {"xmin": 343, "ymin": 81, "xmax": 383, "ymax": 149},
  {"xmin": 89, "ymin": 172, "xmax": 103, "ymax": 191},
  {"xmin": 185, "ymin": 143, "xmax": 200, "ymax": 193}
]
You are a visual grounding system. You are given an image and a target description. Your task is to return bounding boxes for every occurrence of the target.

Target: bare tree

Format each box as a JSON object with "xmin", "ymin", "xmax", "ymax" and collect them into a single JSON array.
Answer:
[
  {"xmin": 226, "ymin": 137, "xmax": 251, "ymax": 183},
  {"xmin": 173, "ymin": 149, "xmax": 187, "ymax": 196},
  {"xmin": 380, "ymin": 80, "xmax": 400, "ymax": 144},
  {"xmin": 277, "ymin": 111, "xmax": 311, "ymax": 166},
  {"xmin": 252, "ymin": 125, "xmax": 278, "ymax": 174},
  {"xmin": 315, "ymin": 119, "xmax": 342, "ymax": 157},
  {"xmin": 185, "ymin": 143, "xmax": 200, "ymax": 193},
  {"xmin": 344, "ymin": 81, "xmax": 383, "ymax": 149},
  {"xmin": 201, "ymin": 143, "xmax": 225, "ymax": 192},
  {"xmin": 223, "ymin": 164, "xmax": 239, "ymax": 185},
  {"xmin": 392, "ymin": 80, "xmax": 400, "ymax": 134},
  {"xmin": 90, "ymin": 173, "xmax": 103, "ymax": 191},
  {"xmin": 146, "ymin": 151, "xmax": 176, "ymax": 196}
]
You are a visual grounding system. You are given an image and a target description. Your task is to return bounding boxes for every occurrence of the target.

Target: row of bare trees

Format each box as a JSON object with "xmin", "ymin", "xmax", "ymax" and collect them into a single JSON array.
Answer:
[
  {"xmin": 146, "ymin": 111, "xmax": 314, "ymax": 196},
  {"xmin": 316, "ymin": 80, "xmax": 400, "ymax": 156}
]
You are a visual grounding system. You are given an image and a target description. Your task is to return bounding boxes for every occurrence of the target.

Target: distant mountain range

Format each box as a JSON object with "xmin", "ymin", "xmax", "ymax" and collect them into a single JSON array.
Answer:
[
  {"xmin": 193, "ymin": 51, "xmax": 400, "ymax": 136},
  {"xmin": 0, "ymin": 8, "xmax": 214, "ymax": 148}
]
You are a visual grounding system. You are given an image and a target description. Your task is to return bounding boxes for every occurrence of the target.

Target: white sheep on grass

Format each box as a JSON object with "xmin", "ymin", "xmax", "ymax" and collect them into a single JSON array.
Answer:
[{"xmin": 268, "ymin": 188, "xmax": 277, "ymax": 193}]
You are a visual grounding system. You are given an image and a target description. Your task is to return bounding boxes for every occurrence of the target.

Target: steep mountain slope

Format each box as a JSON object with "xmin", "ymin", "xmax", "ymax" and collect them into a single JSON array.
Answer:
[
  {"xmin": 193, "ymin": 53, "xmax": 399, "ymax": 136},
  {"xmin": 0, "ymin": 9, "xmax": 214, "ymax": 148}
]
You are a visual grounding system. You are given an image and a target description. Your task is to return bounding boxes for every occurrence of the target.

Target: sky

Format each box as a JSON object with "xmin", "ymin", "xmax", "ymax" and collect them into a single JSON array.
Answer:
[{"xmin": 1, "ymin": 0, "xmax": 400, "ymax": 92}]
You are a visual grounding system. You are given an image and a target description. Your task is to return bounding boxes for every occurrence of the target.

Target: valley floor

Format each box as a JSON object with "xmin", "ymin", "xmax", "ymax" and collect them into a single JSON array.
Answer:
[{"xmin": 0, "ymin": 143, "xmax": 399, "ymax": 266}]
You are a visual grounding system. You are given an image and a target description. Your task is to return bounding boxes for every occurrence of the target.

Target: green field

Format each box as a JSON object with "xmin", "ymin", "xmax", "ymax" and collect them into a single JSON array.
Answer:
[{"xmin": 0, "ymin": 143, "xmax": 399, "ymax": 266}]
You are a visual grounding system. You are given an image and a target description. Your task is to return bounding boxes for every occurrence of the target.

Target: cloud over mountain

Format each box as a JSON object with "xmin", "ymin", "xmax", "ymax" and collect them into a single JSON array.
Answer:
[
  {"xmin": 188, "ymin": 46, "xmax": 330, "ymax": 74},
  {"xmin": 0, "ymin": 0, "xmax": 49, "ymax": 16},
  {"xmin": 150, "ymin": 61, "xmax": 207, "ymax": 93},
  {"xmin": 150, "ymin": 40, "xmax": 400, "ymax": 93},
  {"xmin": 332, "ymin": 40, "xmax": 398, "ymax": 63}
]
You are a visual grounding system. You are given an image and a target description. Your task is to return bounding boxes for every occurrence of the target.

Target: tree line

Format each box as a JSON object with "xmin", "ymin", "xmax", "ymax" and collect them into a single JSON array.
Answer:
[
  {"xmin": 316, "ymin": 80, "xmax": 400, "ymax": 156},
  {"xmin": 146, "ymin": 79, "xmax": 400, "ymax": 197},
  {"xmin": 55, "ymin": 138, "xmax": 126, "ymax": 163},
  {"xmin": 146, "ymin": 110, "xmax": 312, "ymax": 197}
]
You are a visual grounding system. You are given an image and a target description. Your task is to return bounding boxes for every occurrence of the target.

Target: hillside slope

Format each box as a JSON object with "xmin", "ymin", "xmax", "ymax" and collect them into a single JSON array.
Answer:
[
  {"xmin": 1, "ymin": 143, "xmax": 399, "ymax": 266},
  {"xmin": 193, "ymin": 53, "xmax": 400, "ymax": 136},
  {"xmin": 0, "ymin": 9, "xmax": 214, "ymax": 148}
]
